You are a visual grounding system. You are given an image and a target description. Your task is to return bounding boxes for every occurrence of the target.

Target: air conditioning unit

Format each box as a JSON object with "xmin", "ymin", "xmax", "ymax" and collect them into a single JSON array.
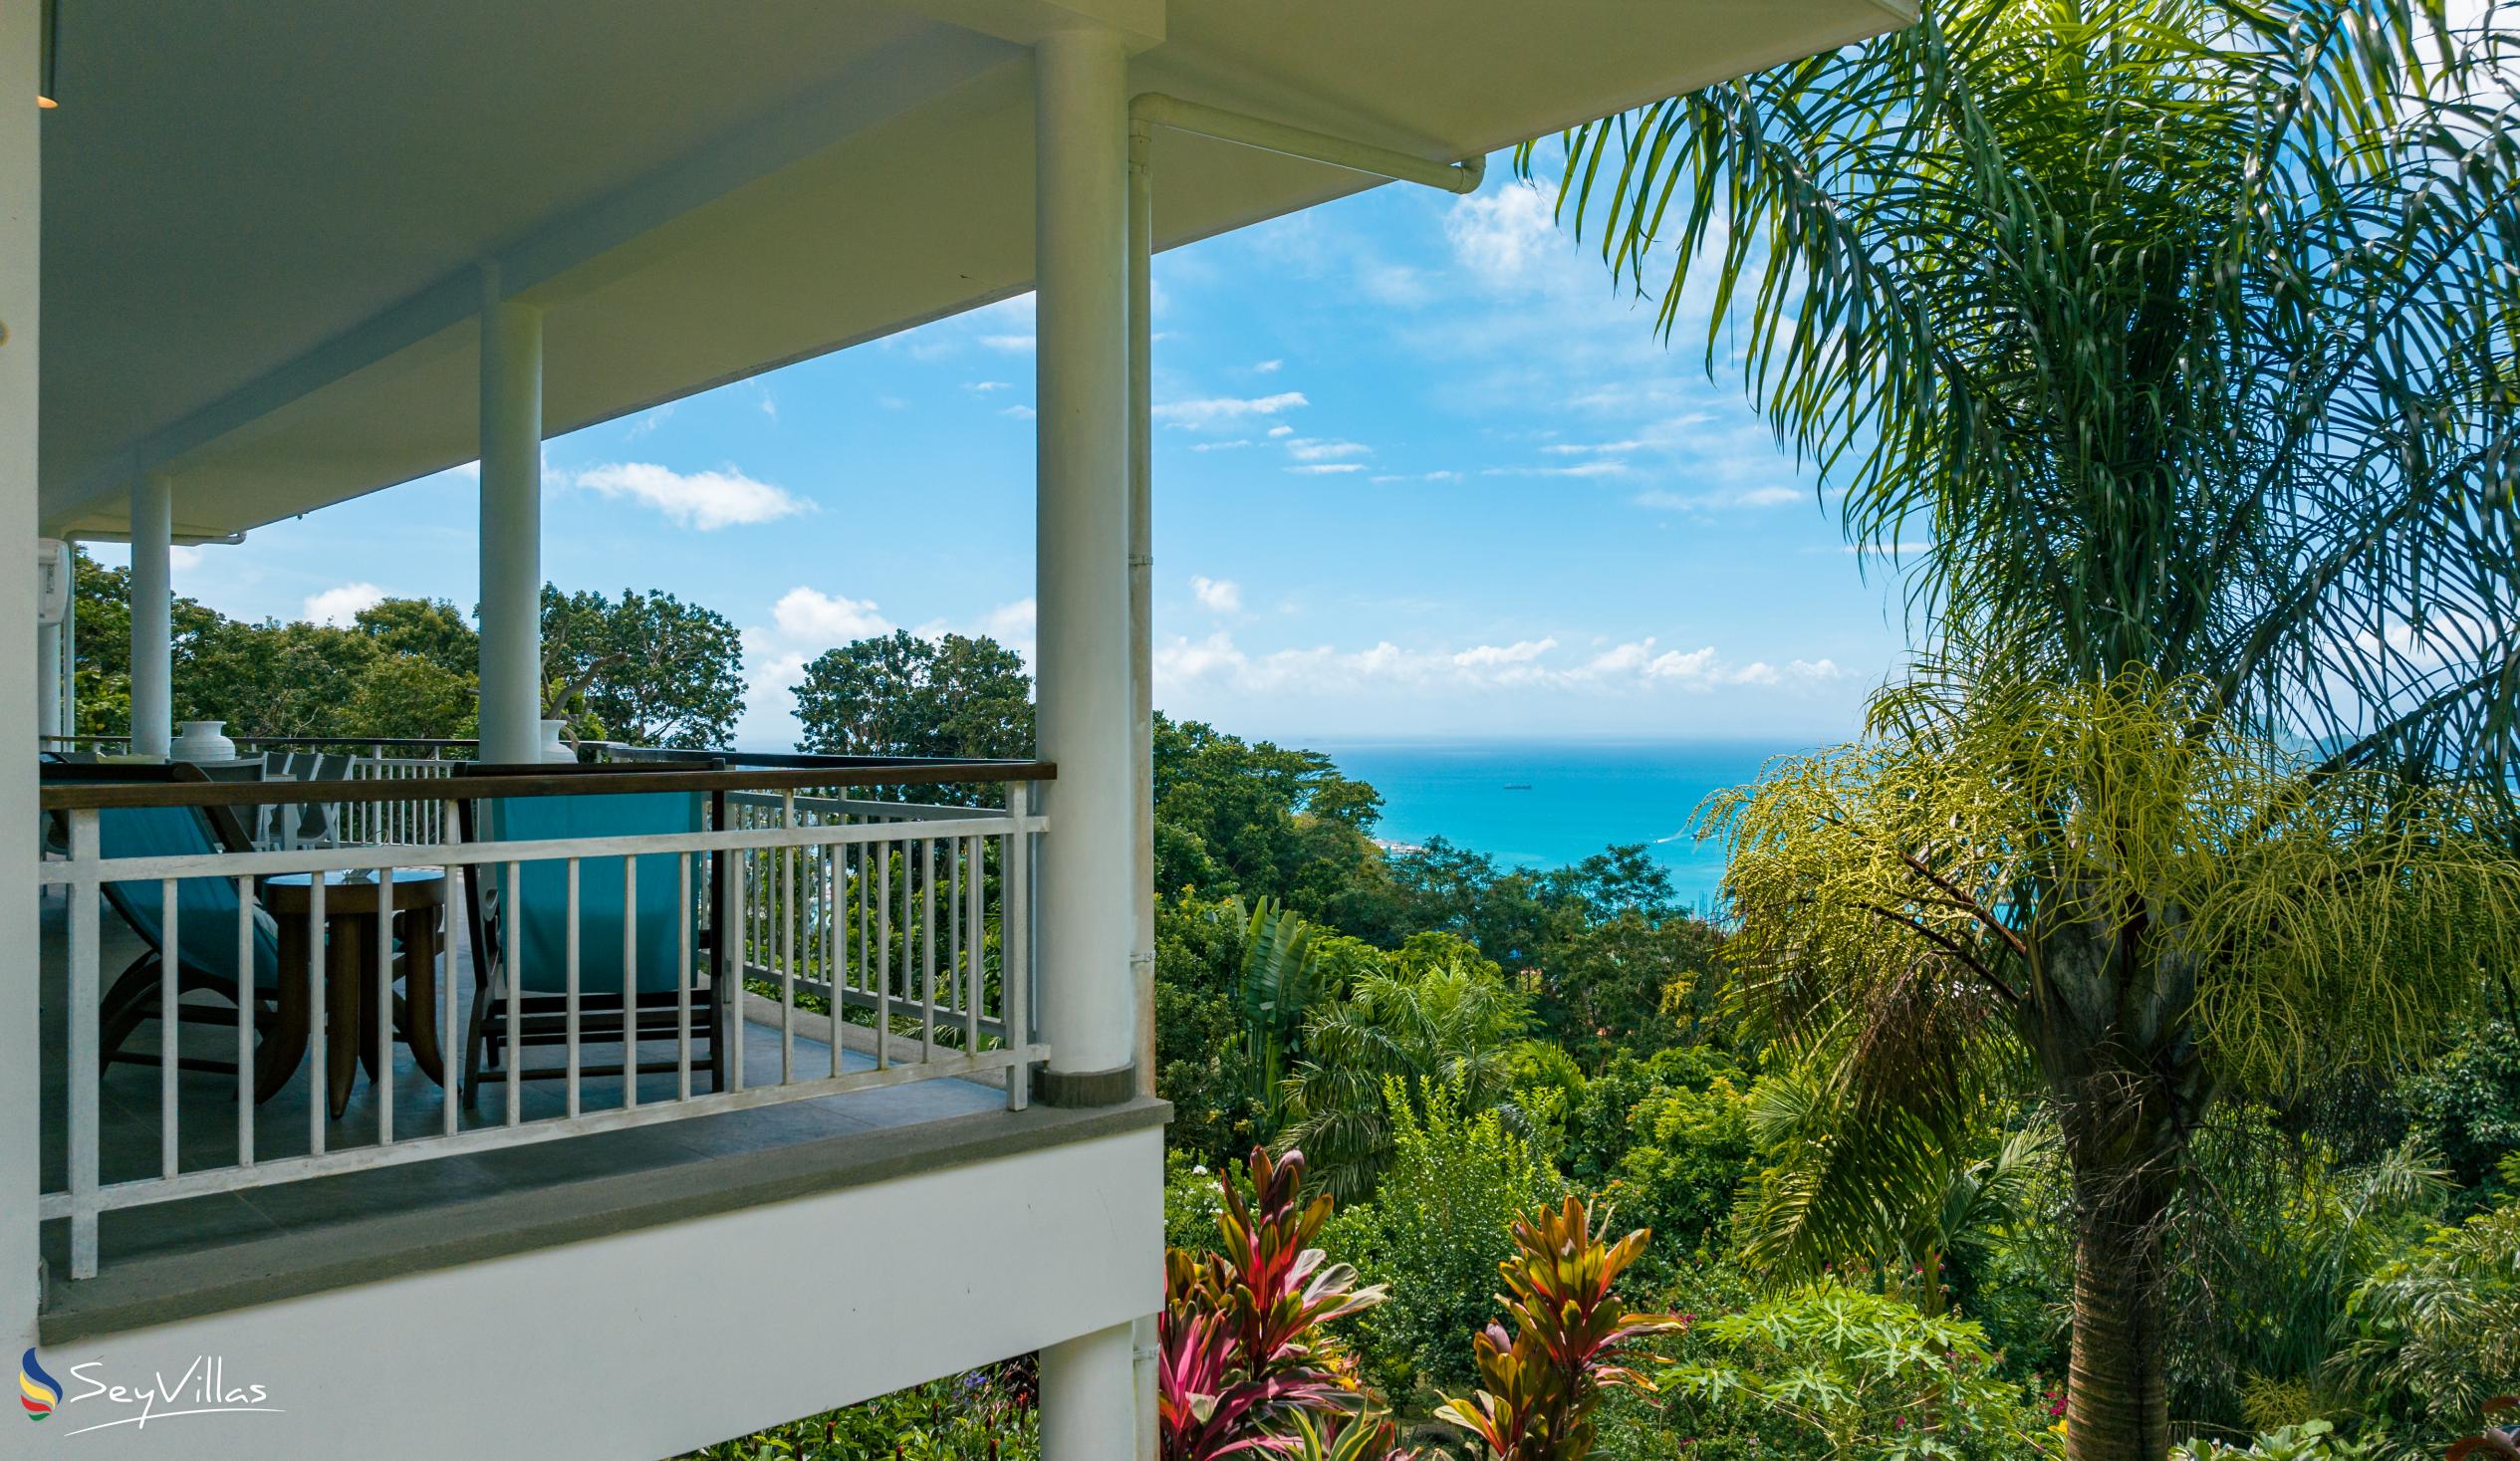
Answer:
[{"xmin": 36, "ymin": 538, "xmax": 69, "ymax": 627}]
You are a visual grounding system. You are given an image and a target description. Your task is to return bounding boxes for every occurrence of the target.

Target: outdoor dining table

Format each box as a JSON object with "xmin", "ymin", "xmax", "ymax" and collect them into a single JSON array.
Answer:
[{"xmin": 263, "ymin": 868, "xmax": 448, "ymax": 1118}]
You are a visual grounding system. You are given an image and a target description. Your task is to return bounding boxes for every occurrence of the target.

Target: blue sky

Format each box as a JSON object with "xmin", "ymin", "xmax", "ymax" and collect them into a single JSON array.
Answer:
[{"xmin": 107, "ymin": 154, "xmax": 1912, "ymax": 752}]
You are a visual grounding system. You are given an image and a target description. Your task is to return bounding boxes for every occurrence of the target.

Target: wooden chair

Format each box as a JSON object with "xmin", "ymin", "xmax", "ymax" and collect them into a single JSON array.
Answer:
[
  {"xmin": 39, "ymin": 763, "xmax": 318, "ymax": 1100},
  {"xmin": 453, "ymin": 762, "xmax": 732, "ymax": 1099}
]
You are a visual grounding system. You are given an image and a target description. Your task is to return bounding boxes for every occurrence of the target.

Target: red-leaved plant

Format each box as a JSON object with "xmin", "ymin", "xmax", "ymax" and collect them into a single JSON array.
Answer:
[
  {"xmin": 1434, "ymin": 1195, "xmax": 1682, "ymax": 1461},
  {"xmin": 1158, "ymin": 1147, "xmax": 1394, "ymax": 1461}
]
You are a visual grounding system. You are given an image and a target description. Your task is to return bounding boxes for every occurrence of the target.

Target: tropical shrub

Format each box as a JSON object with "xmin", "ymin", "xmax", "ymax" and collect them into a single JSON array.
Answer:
[
  {"xmin": 680, "ymin": 1358, "xmax": 1038, "ymax": 1460},
  {"xmin": 1662, "ymin": 1280, "xmax": 2059, "ymax": 1460},
  {"xmin": 1600, "ymin": 1070, "xmax": 1754, "ymax": 1267},
  {"xmin": 1159, "ymin": 1147, "xmax": 1387, "ymax": 1461},
  {"xmin": 2170, "ymin": 1419, "xmax": 2375, "ymax": 1460},
  {"xmin": 1434, "ymin": 1195, "xmax": 1681, "ymax": 1460},
  {"xmin": 1341, "ymin": 1080, "xmax": 1563, "ymax": 1396},
  {"xmin": 2328, "ymin": 1169, "xmax": 2520, "ymax": 1455}
]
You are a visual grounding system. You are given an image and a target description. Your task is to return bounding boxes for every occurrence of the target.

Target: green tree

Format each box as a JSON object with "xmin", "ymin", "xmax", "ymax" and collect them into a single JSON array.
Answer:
[
  {"xmin": 354, "ymin": 597, "xmax": 476, "ymax": 679},
  {"xmin": 540, "ymin": 585, "xmax": 744, "ymax": 748},
  {"xmin": 1277, "ymin": 957, "xmax": 1536, "ymax": 1202},
  {"xmin": 1153, "ymin": 714, "xmax": 1385, "ymax": 919},
  {"xmin": 1541, "ymin": 3, "xmax": 2520, "ymax": 1454},
  {"xmin": 793, "ymin": 629, "xmax": 1033, "ymax": 761}
]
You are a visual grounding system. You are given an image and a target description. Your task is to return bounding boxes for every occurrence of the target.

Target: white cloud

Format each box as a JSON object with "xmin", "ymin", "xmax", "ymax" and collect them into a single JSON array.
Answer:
[
  {"xmin": 572, "ymin": 462, "xmax": 811, "ymax": 530},
  {"xmin": 1267, "ymin": 424, "xmax": 1295, "ymax": 438},
  {"xmin": 1482, "ymin": 460, "xmax": 1631, "ymax": 479},
  {"xmin": 1191, "ymin": 577, "xmax": 1243, "ymax": 614},
  {"xmin": 168, "ymin": 546, "xmax": 204, "ymax": 572},
  {"xmin": 1254, "ymin": 359, "xmax": 1284, "ymax": 373},
  {"xmin": 1155, "ymin": 628, "xmax": 1844, "ymax": 699},
  {"xmin": 966, "ymin": 381, "xmax": 1012, "ymax": 392},
  {"xmin": 770, "ymin": 587, "xmax": 894, "ymax": 644},
  {"xmin": 305, "ymin": 582, "xmax": 386, "ymax": 626},
  {"xmin": 1153, "ymin": 391, "xmax": 1310, "ymax": 430},
  {"xmin": 1634, "ymin": 485, "xmax": 1805, "ymax": 511},
  {"xmin": 1190, "ymin": 439, "xmax": 1254, "ymax": 453},
  {"xmin": 1000, "ymin": 404, "xmax": 1037, "ymax": 420},
  {"xmin": 1287, "ymin": 463, "xmax": 1367, "ymax": 475},
  {"xmin": 1545, "ymin": 440, "xmax": 1646, "ymax": 455},
  {"xmin": 980, "ymin": 334, "xmax": 1036, "ymax": 353},
  {"xmin": 1452, "ymin": 638, "xmax": 1556, "ymax": 668},
  {"xmin": 1370, "ymin": 470, "xmax": 1465, "ymax": 483},
  {"xmin": 1444, "ymin": 181, "xmax": 1562, "ymax": 291},
  {"xmin": 1285, "ymin": 438, "xmax": 1373, "ymax": 462}
]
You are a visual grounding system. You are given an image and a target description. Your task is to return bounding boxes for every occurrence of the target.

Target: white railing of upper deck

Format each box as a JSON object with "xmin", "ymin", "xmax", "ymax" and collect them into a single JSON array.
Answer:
[{"xmin": 36, "ymin": 776, "xmax": 1043, "ymax": 1280}]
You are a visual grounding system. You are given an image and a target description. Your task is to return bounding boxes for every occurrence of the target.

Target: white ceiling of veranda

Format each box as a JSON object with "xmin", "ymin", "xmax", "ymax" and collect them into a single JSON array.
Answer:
[{"xmin": 36, "ymin": 0, "xmax": 1910, "ymax": 539}]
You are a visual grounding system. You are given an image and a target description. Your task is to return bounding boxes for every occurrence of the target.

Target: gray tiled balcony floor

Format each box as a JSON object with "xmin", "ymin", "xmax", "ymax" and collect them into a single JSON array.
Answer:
[{"xmin": 34, "ymin": 886, "xmax": 1008, "ymax": 1279}]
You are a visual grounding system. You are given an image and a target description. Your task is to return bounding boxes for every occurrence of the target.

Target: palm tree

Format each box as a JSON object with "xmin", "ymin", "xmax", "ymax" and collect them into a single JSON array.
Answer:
[
  {"xmin": 1275, "ymin": 961, "xmax": 1533, "ymax": 1202},
  {"xmin": 1528, "ymin": 3, "xmax": 2520, "ymax": 1456}
]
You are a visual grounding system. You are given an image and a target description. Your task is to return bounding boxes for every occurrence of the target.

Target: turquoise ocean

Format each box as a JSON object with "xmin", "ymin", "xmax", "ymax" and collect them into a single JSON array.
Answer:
[{"xmin": 1313, "ymin": 738, "xmax": 1815, "ymax": 913}]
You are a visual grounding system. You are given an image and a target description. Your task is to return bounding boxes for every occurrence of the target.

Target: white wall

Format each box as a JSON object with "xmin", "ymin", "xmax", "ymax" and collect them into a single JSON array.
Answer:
[
  {"xmin": 21, "ymin": 1129, "xmax": 1162, "ymax": 1460},
  {"xmin": 4, "ymin": 0, "xmax": 46, "ymax": 1384}
]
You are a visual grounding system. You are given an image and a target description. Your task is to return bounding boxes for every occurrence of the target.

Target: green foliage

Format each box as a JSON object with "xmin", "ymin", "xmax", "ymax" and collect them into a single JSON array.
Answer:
[
  {"xmin": 1153, "ymin": 714, "xmax": 1386, "ymax": 923},
  {"xmin": 1741, "ymin": 1063, "xmax": 2056, "ymax": 1320},
  {"xmin": 2171, "ymin": 1420, "xmax": 2375, "ymax": 1461},
  {"xmin": 541, "ymin": 585, "xmax": 745, "ymax": 748},
  {"xmin": 794, "ymin": 628, "xmax": 1031, "ymax": 772},
  {"xmin": 1433, "ymin": 1195, "xmax": 1680, "ymax": 1461},
  {"xmin": 1663, "ymin": 1280, "xmax": 2060, "ymax": 1460},
  {"xmin": 1600, "ymin": 1070, "xmax": 1754, "ymax": 1266},
  {"xmin": 2329, "ymin": 1183, "xmax": 2520, "ymax": 1452},
  {"xmin": 2162, "ymin": 1125, "xmax": 2450, "ymax": 1436},
  {"xmin": 2401, "ymin": 1016, "xmax": 2520, "ymax": 1197},
  {"xmin": 1340, "ymin": 1080, "xmax": 1562, "ymax": 1396},
  {"xmin": 1278, "ymin": 960, "xmax": 1536, "ymax": 1202},
  {"xmin": 677, "ymin": 1359, "xmax": 1037, "ymax": 1460}
]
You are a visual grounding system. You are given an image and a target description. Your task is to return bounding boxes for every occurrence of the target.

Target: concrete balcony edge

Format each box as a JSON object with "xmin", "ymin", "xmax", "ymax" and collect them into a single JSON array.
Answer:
[{"xmin": 39, "ymin": 1095, "xmax": 1171, "ymax": 1345}]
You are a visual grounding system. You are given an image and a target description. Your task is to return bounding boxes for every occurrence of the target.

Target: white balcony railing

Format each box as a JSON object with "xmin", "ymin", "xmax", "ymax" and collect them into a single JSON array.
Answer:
[{"xmin": 36, "ymin": 763, "xmax": 1049, "ymax": 1280}]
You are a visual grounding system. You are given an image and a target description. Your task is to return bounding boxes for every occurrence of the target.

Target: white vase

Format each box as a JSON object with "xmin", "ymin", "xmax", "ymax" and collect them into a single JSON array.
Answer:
[
  {"xmin": 171, "ymin": 720, "xmax": 238, "ymax": 762},
  {"xmin": 537, "ymin": 719, "xmax": 579, "ymax": 764}
]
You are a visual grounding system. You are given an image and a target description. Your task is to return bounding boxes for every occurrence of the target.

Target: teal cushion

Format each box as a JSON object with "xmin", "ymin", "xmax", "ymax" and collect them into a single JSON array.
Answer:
[
  {"xmin": 477, "ymin": 791, "xmax": 704, "ymax": 996},
  {"xmin": 99, "ymin": 805, "xmax": 283, "ymax": 992}
]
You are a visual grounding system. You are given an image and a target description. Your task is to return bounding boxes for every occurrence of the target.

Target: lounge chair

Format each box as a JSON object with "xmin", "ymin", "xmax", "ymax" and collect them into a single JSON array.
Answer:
[
  {"xmin": 39, "ymin": 763, "xmax": 315, "ymax": 1100},
  {"xmin": 453, "ymin": 762, "xmax": 732, "ymax": 1098}
]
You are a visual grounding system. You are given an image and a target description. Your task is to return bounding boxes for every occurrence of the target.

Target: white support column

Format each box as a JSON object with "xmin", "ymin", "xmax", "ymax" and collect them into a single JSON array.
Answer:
[
  {"xmin": 3, "ymin": 0, "xmax": 44, "ymax": 1363},
  {"xmin": 1042, "ymin": 1319, "xmax": 1144, "ymax": 1461},
  {"xmin": 128, "ymin": 471, "xmax": 173, "ymax": 759},
  {"xmin": 1032, "ymin": 26, "xmax": 1136, "ymax": 1103},
  {"xmin": 477, "ymin": 273, "xmax": 545, "ymax": 765}
]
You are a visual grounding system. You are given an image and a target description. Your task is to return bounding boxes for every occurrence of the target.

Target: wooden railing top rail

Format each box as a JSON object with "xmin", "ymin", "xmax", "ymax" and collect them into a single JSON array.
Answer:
[{"xmin": 38, "ymin": 761, "xmax": 1057, "ymax": 812}]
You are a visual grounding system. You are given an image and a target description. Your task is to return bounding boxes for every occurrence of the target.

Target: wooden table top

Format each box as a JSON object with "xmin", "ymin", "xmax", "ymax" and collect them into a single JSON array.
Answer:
[{"xmin": 263, "ymin": 867, "xmax": 448, "ymax": 915}]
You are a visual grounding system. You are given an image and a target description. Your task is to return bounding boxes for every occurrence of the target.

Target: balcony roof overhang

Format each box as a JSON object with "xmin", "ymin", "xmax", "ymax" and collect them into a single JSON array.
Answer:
[{"xmin": 37, "ymin": 0, "xmax": 1911, "ymax": 540}]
